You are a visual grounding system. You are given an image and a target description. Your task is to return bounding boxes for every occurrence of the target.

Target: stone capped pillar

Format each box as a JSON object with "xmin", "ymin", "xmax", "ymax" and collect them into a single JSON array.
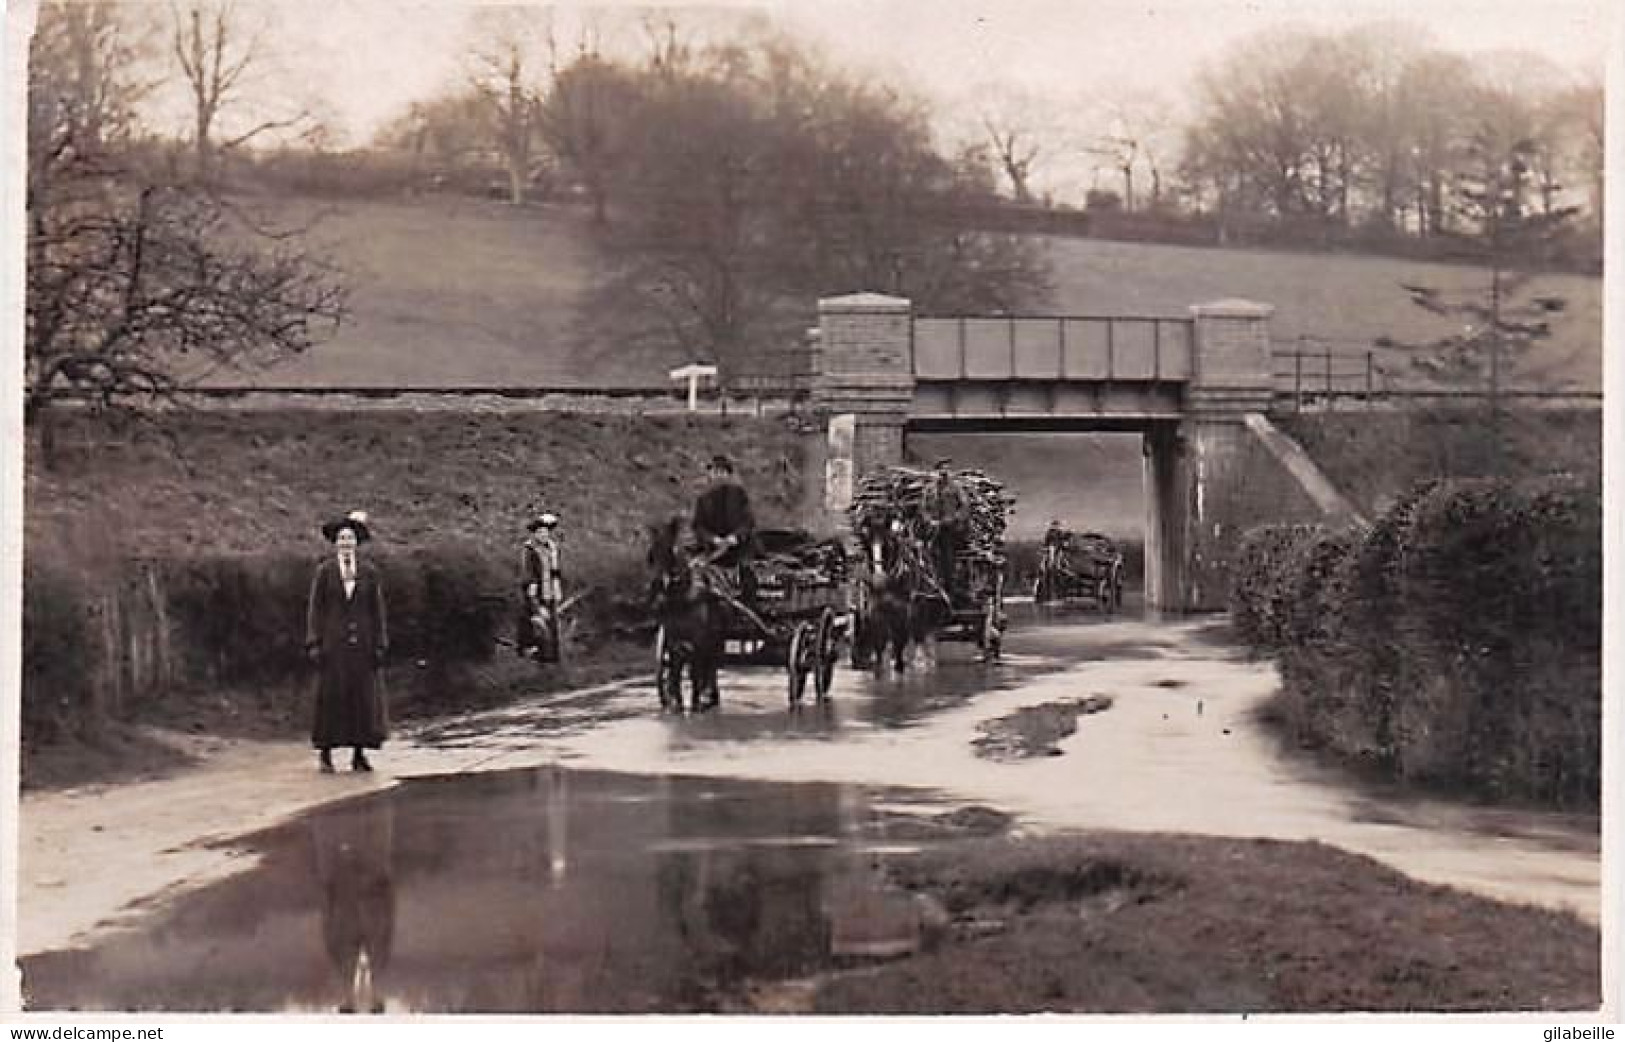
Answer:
[
  {"xmin": 1188, "ymin": 298, "xmax": 1276, "ymax": 415},
  {"xmin": 1174, "ymin": 298, "xmax": 1277, "ymax": 610},
  {"xmin": 811, "ymin": 293, "xmax": 915, "ymax": 527}
]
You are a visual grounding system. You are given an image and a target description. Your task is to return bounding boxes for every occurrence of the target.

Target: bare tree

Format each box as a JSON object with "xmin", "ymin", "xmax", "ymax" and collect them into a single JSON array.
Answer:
[
  {"xmin": 1395, "ymin": 49, "xmax": 1477, "ymax": 237},
  {"xmin": 947, "ymin": 83, "xmax": 1060, "ymax": 204},
  {"xmin": 1083, "ymin": 89, "xmax": 1179, "ymax": 213},
  {"xmin": 539, "ymin": 48, "xmax": 640, "ymax": 225},
  {"xmin": 1552, "ymin": 79, "xmax": 1606, "ymax": 231},
  {"xmin": 465, "ymin": 6, "xmax": 551, "ymax": 204},
  {"xmin": 27, "ymin": 2, "xmax": 347, "ymax": 466},
  {"xmin": 170, "ymin": 0, "xmax": 310, "ymax": 182}
]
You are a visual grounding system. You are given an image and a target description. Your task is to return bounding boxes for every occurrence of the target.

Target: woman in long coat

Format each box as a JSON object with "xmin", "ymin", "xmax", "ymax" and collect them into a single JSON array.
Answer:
[{"xmin": 306, "ymin": 511, "xmax": 389, "ymax": 773}]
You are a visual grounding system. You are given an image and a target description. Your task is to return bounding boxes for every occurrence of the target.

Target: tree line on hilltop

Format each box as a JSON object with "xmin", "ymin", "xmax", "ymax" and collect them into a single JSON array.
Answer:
[{"xmin": 22, "ymin": 2, "xmax": 1600, "ymax": 445}]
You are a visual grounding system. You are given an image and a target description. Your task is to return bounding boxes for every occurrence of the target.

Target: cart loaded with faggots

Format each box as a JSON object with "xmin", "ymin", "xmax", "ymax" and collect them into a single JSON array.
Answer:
[
  {"xmin": 847, "ymin": 464, "xmax": 1015, "ymax": 666},
  {"xmin": 1033, "ymin": 529, "xmax": 1125, "ymax": 615}
]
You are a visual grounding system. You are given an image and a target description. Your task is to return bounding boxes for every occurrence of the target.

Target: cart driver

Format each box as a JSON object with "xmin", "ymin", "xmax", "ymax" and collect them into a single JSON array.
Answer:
[
  {"xmin": 922, "ymin": 458, "xmax": 968, "ymax": 599},
  {"xmin": 692, "ymin": 453, "xmax": 758, "ymax": 603},
  {"xmin": 1043, "ymin": 518, "xmax": 1073, "ymax": 560}
]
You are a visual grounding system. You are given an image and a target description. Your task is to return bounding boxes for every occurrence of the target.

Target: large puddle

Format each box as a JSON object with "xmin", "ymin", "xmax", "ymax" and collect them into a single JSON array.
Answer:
[
  {"xmin": 22, "ymin": 768, "xmax": 998, "ymax": 1013},
  {"xmin": 20, "ymin": 604, "xmax": 1600, "ymax": 1012}
]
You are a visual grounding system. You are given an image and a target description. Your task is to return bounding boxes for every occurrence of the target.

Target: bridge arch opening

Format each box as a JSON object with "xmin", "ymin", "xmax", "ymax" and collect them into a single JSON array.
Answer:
[{"xmin": 904, "ymin": 431, "xmax": 1149, "ymax": 609}]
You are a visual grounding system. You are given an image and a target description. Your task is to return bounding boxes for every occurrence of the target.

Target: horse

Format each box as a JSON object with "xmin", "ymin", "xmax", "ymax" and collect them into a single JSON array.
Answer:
[
  {"xmin": 853, "ymin": 516, "xmax": 946, "ymax": 675},
  {"xmin": 646, "ymin": 517, "xmax": 729, "ymax": 713}
]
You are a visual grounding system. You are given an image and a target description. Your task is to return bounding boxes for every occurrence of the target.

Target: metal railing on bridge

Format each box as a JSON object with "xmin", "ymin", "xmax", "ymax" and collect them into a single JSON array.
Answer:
[{"xmin": 1271, "ymin": 341, "xmax": 1603, "ymax": 411}]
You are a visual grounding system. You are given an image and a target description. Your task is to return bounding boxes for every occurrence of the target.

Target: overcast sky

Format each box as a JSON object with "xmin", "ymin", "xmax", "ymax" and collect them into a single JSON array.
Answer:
[
  {"xmin": 161, "ymin": 0, "xmax": 1605, "ymax": 143},
  {"xmin": 8, "ymin": 0, "xmax": 1615, "ymax": 192}
]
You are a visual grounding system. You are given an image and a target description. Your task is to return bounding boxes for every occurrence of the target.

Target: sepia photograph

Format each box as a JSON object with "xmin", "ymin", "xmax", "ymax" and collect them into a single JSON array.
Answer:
[{"xmin": 1, "ymin": 0, "xmax": 1616, "ymax": 1020}]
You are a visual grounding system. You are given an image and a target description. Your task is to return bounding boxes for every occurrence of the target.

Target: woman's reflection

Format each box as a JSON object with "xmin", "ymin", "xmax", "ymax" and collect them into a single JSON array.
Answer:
[{"xmin": 310, "ymin": 796, "xmax": 396, "ymax": 1014}]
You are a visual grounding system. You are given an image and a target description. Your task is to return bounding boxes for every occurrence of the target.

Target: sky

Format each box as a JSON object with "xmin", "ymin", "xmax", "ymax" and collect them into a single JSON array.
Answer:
[
  {"xmin": 65, "ymin": 0, "xmax": 1608, "ymax": 146},
  {"xmin": 3, "ymin": 0, "xmax": 1615, "ymax": 201}
]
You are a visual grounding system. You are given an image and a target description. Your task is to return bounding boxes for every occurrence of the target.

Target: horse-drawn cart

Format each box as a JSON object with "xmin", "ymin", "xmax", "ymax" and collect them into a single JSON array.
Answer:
[
  {"xmin": 847, "ymin": 464, "xmax": 1014, "ymax": 669},
  {"xmin": 653, "ymin": 528, "xmax": 851, "ymax": 711},
  {"xmin": 936, "ymin": 548, "xmax": 1008, "ymax": 662},
  {"xmin": 1033, "ymin": 531, "xmax": 1124, "ymax": 615}
]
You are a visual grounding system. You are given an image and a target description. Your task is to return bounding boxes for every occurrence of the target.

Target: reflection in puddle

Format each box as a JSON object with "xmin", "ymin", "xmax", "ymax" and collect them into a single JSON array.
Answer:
[{"xmin": 22, "ymin": 768, "xmax": 983, "ymax": 1013}]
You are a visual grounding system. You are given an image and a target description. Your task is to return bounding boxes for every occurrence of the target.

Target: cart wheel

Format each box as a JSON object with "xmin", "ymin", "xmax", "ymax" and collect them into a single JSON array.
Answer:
[
  {"xmin": 787, "ymin": 621, "xmax": 810, "ymax": 706},
  {"xmin": 814, "ymin": 608, "xmax": 837, "ymax": 702},
  {"xmin": 654, "ymin": 625, "xmax": 683, "ymax": 712}
]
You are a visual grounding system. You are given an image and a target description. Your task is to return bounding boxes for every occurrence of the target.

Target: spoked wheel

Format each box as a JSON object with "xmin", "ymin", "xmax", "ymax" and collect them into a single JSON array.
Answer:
[
  {"xmin": 813, "ymin": 607, "xmax": 838, "ymax": 702},
  {"xmin": 654, "ymin": 624, "xmax": 683, "ymax": 711},
  {"xmin": 787, "ymin": 621, "xmax": 812, "ymax": 706}
]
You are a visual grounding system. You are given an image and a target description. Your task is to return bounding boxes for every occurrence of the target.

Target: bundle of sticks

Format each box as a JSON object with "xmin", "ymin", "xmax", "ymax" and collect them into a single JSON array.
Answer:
[{"xmin": 848, "ymin": 465, "xmax": 1016, "ymax": 557}]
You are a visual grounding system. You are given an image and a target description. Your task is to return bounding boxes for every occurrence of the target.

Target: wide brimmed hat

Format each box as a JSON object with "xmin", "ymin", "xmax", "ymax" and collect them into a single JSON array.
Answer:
[
  {"xmin": 526, "ymin": 511, "xmax": 560, "ymax": 531},
  {"xmin": 321, "ymin": 510, "xmax": 372, "ymax": 543},
  {"xmin": 707, "ymin": 453, "xmax": 734, "ymax": 472}
]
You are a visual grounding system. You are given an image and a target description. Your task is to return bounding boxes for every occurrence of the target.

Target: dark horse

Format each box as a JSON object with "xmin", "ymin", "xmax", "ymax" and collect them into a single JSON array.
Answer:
[
  {"xmin": 646, "ymin": 517, "xmax": 728, "ymax": 712},
  {"xmin": 853, "ymin": 517, "xmax": 947, "ymax": 674}
]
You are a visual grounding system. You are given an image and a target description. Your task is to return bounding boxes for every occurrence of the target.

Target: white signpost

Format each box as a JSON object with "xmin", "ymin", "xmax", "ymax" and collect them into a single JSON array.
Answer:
[{"xmin": 669, "ymin": 363, "xmax": 719, "ymax": 412}]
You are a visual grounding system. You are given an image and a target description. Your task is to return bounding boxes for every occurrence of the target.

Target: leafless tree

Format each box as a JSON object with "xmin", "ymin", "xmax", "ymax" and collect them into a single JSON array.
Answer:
[
  {"xmin": 1082, "ymin": 89, "xmax": 1179, "ymax": 213},
  {"xmin": 169, "ymin": 0, "xmax": 311, "ymax": 182},
  {"xmin": 539, "ymin": 48, "xmax": 640, "ymax": 225},
  {"xmin": 26, "ymin": 2, "xmax": 347, "ymax": 466},
  {"xmin": 464, "ymin": 7, "xmax": 556, "ymax": 205}
]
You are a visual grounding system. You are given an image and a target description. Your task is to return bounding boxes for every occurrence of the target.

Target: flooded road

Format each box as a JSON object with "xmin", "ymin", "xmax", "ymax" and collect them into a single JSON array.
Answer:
[
  {"xmin": 399, "ymin": 608, "xmax": 1600, "ymax": 926},
  {"xmin": 19, "ymin": 607, "xmax": 1601, "ymax": 1011},
  {"xmin": 23, "ymin": 770, "xmax": 986, "ymax": 1012}
]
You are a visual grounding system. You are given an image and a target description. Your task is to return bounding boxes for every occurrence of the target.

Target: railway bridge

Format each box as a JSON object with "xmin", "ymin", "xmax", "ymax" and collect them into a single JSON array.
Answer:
[{"xmin": 808, "ymin": 292, "xmax": 1365, "ymax": 611}]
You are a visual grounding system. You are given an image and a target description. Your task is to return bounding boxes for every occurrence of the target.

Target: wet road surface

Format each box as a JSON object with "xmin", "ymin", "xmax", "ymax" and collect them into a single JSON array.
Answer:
[
  {"xmin": 23, "ymin": 770, "xmax": 991, "ymax": 1013},
  {"xmin": 19, "ymin": 605, "xmax": 1601, "ymax": 1011}
]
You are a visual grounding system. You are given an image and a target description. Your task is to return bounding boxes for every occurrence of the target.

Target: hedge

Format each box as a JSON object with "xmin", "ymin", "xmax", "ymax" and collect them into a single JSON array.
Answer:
[
  {"xmin": 1230, "ymin": 477, "xmax": 1601, "ymax": 807},
  {"xmin": 20, "ymin": 543, "xmax": 657, "ymax": 746}
]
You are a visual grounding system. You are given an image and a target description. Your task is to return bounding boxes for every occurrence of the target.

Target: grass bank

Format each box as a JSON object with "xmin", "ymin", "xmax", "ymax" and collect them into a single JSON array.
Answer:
[{"xmin": 796, "ymin": 832, "xmax": 1598, "ymax": 1014}]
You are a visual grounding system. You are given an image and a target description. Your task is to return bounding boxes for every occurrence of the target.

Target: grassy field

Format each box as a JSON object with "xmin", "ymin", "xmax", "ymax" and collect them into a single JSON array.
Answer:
[{"xmin": 233, "ymin": 195, "xmax": 1604, "ymax": 392}]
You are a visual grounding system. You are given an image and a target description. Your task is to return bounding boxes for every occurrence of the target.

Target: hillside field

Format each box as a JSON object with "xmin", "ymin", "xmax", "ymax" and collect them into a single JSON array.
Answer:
[{"xmin": 239, "ymin": 195, "xmax": 1604, "ymax": 392}]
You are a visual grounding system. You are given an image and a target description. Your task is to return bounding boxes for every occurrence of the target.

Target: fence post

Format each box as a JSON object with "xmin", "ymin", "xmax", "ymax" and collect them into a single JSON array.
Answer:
[
  {"xmin": 1294, "ymin": 349, "xmax": 1303, "ymax": 412},
  {"xmin": 1324, "ymin": 349, "xmax": 1334, "ymax": 412},
  {"xmin": 1365, "ymin": 352, "xmax": 1374, "ymax": 409}
]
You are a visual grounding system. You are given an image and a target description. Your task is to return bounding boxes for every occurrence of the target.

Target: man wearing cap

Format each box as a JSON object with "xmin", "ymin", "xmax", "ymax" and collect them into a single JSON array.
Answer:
[
  {"xmin": 691, "ymin": 453, "xmax": 757, "ymax": 602},
  {"xmin": 518, "ymin": 512, "xmax": 565, "ymax": 662},
  {"xmin": 1043, "ymin": 518, "xmax": 1073, "ymax": 557},
  {"xmin": 306, "ymin": 511, "xmax": 389, "ymax": 774},
  {"xmin": 922, "ymin": 458, "xmax": 968, "ymax": 600}
]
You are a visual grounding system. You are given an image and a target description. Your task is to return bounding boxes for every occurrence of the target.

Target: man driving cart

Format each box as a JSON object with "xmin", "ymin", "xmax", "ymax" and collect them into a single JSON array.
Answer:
[{"xmin": 691, "ymin": 453, "xmax": 758, "ymax": 604}]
